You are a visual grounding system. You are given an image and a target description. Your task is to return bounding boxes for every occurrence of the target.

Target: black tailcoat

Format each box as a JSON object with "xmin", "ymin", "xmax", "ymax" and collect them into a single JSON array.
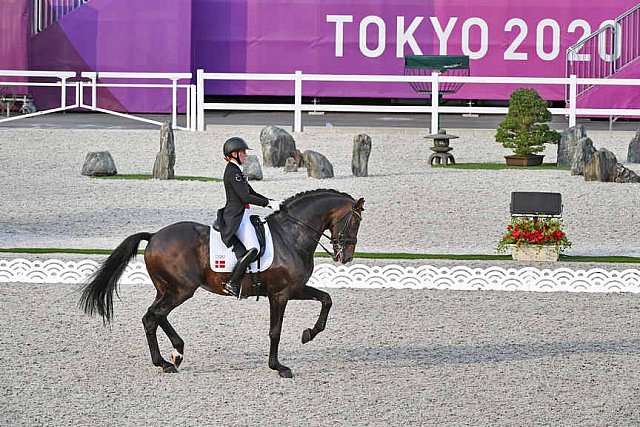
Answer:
[{"xmin": 218, "ymin": 162, "xmax": 269, "ymax": 246}]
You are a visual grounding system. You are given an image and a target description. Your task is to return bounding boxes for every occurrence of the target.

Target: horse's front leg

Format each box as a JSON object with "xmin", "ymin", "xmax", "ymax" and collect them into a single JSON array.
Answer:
[
  {"xmin": 268, "ymin": 293, "xmax": 292, "ymax": 378},
  {"xmin": 293, "ymin": 285, "xmax": 332, "ymax": 344}
]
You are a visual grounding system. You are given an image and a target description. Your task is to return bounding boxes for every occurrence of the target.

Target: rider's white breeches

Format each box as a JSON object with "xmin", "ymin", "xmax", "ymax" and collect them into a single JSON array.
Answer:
[{"xmin": 235, "ymin": 209, "xmax": 260, "ymax": 270}]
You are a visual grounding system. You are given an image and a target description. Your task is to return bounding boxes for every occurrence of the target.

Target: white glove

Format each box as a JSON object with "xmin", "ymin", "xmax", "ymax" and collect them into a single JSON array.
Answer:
[{"xmin": 267, "ymin": 200, "xmax": 282, "ymax": 211}]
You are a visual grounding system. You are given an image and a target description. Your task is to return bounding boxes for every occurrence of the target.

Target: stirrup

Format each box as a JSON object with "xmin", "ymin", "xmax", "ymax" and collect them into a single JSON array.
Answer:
[{"xmin": 223, "ymin": 281, "xmax": 240, "ymax": 298}]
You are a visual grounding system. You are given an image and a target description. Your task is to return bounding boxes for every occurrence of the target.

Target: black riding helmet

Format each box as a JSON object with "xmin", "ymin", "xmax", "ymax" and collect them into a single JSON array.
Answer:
[{"xmin": 223, "ymin": 137, "xmax": 250, "ymax": 157}]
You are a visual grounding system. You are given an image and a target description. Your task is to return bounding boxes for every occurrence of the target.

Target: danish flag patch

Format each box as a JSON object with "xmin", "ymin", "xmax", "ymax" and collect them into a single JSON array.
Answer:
[{"xmin": 214, "ymin": 260, "xmax": 226, "ymax": 269}]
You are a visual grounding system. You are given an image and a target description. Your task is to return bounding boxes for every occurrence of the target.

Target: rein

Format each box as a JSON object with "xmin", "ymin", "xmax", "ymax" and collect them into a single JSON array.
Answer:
[{"xmin": 277, "ymin": 206, "xmax": 360, "ymax": 261}]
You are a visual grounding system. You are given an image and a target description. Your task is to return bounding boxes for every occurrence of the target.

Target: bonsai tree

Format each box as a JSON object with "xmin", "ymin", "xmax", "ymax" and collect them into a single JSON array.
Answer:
[{"xmin": 495, "ymin": 88, "xmax": 561, "ymax": 156}]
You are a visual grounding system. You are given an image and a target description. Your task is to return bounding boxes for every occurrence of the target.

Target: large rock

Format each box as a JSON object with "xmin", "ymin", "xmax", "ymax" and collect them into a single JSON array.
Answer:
[
  {"xmin": 243, "ymin": 155, "xmax": 263, "ymax": 180},
  {"xmin": 152, "ymin": 121, "xmax": 175, "ymax": 180},
  {"xmin": 557, "ymin": 125, "xmax": 586, "ymax": 167},
  {"xmin": 260, "ymin": 126, "xmax": 297, "ymax": 167},
  {"xmin": 584, "ymin": 148, "xmax": 618, "ymax": 182},
  {"xmin": 82, "ymin": 151, "xmax": 117, "ymax": 176},
  {"xmin": 352, "ymin": 133, "xmax": 372, "ymax": 177},
  {"xmin": 302, "ymin": 150, "xmax": 334, "ymax": 179},
  {"xmin": 627, "ymin": 129, "xmax": 640, "ymax": 163},
  {"xmin": 612, "ymin": 163, "xmax": 640, "ymax": 183},
  {"xmin": 570, "ymin": 137, "xmax": 596, "ymax": 176}
]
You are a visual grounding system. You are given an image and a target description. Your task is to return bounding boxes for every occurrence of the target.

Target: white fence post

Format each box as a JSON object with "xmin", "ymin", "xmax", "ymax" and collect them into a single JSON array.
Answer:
[
  {"xmin": 73, "ymin": 81, "xmax": 80, "ymax": 108},
  {"xmin": 60, "ymin": 77, "xmax": 68, "ymax": 108},
  {"xmin": 430, "ymin": 71, "xmax": 439, "ymax": 133},
  {"xmin": 171, "ymin": 78, "xmax": 178, "ymax": 129},
  {"xmin": 197, "ymin": 69, "xmax": 205, "ymax": 131},
  {"xmin": 89, "ymin": 73, "xmax": 97, "ymax": 109},
  {"xmin": 190, "ymin": 84, "xmax": 197, "ymax": 131},
  {"xmin": 569, "ymin": 74, "xmax": 577, "ymax": 128},
  {"xmin": 294, "ymin": 70, "xmax": 302, "ymax": 133}
]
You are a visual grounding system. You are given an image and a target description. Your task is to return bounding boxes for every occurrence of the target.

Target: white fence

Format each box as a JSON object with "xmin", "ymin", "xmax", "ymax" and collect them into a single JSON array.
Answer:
[
  {"xmin": 2, "ymin": 69, "xmax": 640, "ymax": 133},
  {"xmin": 2, "ymin": 258, "xmax": 640, "ymax": 293},
  {"xmin": 0, "ymin": 70, "xmax": 196, "ymax": 130},
  {"xmin": 0, "ymin": 70, "xmax": 77, "ymax": 121},
  {"xmin": 79, "ymin": 71, "xmax": 196, "ymax": 131},
  {"xmin": 197, "ymin": 69, "xmax": 640, "ymax": 133}
]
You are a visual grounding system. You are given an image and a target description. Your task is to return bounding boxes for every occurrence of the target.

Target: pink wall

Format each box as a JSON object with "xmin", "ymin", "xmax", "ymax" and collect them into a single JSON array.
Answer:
[{"xmin": 0, "ymin": 0, "xmax": 29, "ymax": 70}]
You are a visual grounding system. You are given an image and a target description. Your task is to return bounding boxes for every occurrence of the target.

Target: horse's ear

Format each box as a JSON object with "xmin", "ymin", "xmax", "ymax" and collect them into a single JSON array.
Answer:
[{"xmin": 354, "ymin": 198, "xmax": 365, "ymax": 211}]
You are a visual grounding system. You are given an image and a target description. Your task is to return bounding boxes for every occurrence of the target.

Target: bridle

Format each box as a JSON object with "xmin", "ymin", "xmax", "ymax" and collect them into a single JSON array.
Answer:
[{"xmin": 278, "ymin": 203, "xmax": 362, "ymax": 261}]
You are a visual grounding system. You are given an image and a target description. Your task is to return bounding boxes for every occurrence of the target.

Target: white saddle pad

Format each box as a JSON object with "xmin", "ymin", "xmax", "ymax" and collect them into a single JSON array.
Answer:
[{"xmin": 209, "ymin": 223, "xmax": 274, "ymax": 273}]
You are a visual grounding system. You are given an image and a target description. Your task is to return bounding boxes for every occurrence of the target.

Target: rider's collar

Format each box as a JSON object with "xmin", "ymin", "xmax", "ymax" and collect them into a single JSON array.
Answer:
[{"xmin": 229, "ymin": 159, "xmax": 243, "ymax": 171}]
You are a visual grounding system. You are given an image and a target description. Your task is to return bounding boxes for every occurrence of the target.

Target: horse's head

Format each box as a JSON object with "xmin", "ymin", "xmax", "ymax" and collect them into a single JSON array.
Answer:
[
  {"xmin": 273, "ymin": 190, "xmax": 365, "ymax": 264},
  {"xmin": 328, "ymin": 197, "xmax": 365, "ymax": 263}
]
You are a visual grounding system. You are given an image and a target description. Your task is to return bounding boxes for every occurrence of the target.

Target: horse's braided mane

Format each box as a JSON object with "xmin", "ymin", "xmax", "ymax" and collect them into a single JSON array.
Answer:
[{"xmin": 281, "ymin": 188, "xmax": 354, "ymax": 208}]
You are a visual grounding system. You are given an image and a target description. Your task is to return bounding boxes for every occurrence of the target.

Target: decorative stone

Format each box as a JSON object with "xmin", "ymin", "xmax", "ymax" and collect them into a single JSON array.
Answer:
[
  {"xmin": 293, "ymin": 149, "xmax": 304, "ymax": 167},
  {"xmin": 584, "ymin": 148, "xmax": 618, "ymax": 182},
  {"xmin": 557, "ymin": 124, "xmax": 586, "ymax": 167},
  {"xmin": 570, "ymin": 137, "xmax": 596, "ymax": 176},
  {"xmin": 627, "ymin": 129, "xmax": 640, "ymax": 163},
  {"xmin": 152, "ymin": 120, "xmax": 175, "ymax": 180},
  {"xmin": 243, "ymin": 154, "xmax": 263, "ymax": 180},
  {"xmin": 352, "ymin": 133, "xmax": 372, "ymax": 177},
  {"xmin": 284, "ymin": 157, "xmax": 298, "ymax": 172},
  {"xmin": 260, "ymin": 126, "xmax": 297, "ymax": 167},
  {"xmin": 424, "ymin": 129, "xmax": 457, "ymax": 165},
  {"xmin": 612, "ymin": 163, "xmax": 640, "ymax": 183},
  {"xmin": 302, "ymin": 150, "xmax": 334, "ymax": 179},
  {"xmin": 82, "ymin": 151, "xmax": 117, "ymax": 176}
]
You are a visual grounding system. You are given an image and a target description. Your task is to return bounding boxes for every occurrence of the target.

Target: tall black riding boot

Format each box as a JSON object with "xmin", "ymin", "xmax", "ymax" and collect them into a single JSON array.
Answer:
[{"xmin": 224, "ymin": 247, "xmax": 258, "ymax": 298}]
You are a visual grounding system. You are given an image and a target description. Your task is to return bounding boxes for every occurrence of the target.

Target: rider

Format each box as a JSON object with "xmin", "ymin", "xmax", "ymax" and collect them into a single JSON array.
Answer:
[{"xmin": 218, "ymin": 137, "xmax": 282, "ymax": 298}]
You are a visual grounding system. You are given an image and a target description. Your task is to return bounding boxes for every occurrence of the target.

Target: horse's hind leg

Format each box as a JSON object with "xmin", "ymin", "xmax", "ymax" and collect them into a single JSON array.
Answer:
[
  {"xmin": 142, "ymin": 280, "xmax": 196, "ymax": 373},
  {"xmin": 158, "ymin": 317, "xmax": 185, "ymax": 368},
  {"xmin": 294, "ymin": 286, "xmax": 332, "ymax": 344}
]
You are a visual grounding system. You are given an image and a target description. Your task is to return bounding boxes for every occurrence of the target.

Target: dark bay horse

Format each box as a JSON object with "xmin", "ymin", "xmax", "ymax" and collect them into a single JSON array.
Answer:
[{"xmin": 79, "ymin": 189, "xmax": 364, "ymax": 378}]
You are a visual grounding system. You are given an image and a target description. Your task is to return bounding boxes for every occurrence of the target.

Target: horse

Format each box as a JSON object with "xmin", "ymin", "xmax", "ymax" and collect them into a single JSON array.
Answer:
[{"xmin": 79, "ymin": 189, "xmax": 365, "ymax": 378}]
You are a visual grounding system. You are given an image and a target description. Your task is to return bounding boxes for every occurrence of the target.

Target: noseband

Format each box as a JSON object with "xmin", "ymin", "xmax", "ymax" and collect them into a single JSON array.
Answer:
[{"xmin": 278, "ymin": 204, "xmax": 361, "ymax": 261}]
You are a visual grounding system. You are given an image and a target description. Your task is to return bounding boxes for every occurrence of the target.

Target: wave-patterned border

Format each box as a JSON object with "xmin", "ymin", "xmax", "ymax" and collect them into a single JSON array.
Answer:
[{"xmin": 1, "ymin": 259, "xmax": 640, "ymax": 293}]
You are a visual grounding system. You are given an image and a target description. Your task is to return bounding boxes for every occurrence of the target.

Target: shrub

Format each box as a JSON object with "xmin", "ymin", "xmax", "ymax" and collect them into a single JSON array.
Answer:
[{"xmin": 495, "ymin": 88, "xmax": 561, "ymax": 156}]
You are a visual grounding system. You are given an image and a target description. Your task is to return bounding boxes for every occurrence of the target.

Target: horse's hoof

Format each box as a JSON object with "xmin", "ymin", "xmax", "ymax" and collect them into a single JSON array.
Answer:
[
  {"xmin": 170, "ymin": 350, "xmax": 184, "ymax": 368},
  {"xmin": 279, "ymin": 368, "xmax": 293, "ymax": 378},
  {"xmin": 301, "ymin": 329, "xmax": 312, "ymax": 344},
  {"xmin": 162, "ymin": 364, "xmax": 178, "ymax": 373}
]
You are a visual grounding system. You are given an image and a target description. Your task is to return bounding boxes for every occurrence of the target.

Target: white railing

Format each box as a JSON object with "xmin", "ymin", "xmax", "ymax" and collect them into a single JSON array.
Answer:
[
  {"xmin": 196, "ymin": 69, "xmax": 640, "ymax": 133},
  {"xmin": 79, "ymin": 72, "xmax": 196, "ymax": 131},
  {"xmin": 0, "ymin": 70, "xmax": 196, "ymax": 130},
  {"xmin": 32, "ymin": 0, "xmax": 90, "ymax": 35},
  {"xmin": 566, "ymin": 24, "xmax": 616, "ymax": 98},
  {"xmin": 566, "ymin": 3, "xmax": 640, "ymax": 98},
  {"xmin": 0, "ymin": 70, "xmax": 77, "ymax": 123},
  {"xmin": 615, "ymin": 3, "xmax": 640, "ymax": 73},
  {"xmin": 3, "ymin": 69, "xmax": 639, "ymax": 133}
]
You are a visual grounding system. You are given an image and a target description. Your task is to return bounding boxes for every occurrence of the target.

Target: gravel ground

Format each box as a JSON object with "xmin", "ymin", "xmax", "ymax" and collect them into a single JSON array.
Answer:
[
  {"xmin": 1, "ymin": 282, "xmax": 640, "ymax": 426},
  {"xmin": 0, "ymin": 125, "xmax": 639, "ymax": 258},
  {"xmin": 2, "ymin": 125, "xmax": 640, "ymax": 425}
]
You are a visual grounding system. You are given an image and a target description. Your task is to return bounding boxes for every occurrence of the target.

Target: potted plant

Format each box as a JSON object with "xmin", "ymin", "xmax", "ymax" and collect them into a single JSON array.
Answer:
[
  {"xmin": 496, "ymin": 217, "xmax": 571, "ymax": 261},
  {"xmin": 496, "ymin": 88, "xmax": 561, "ymax": 166}
]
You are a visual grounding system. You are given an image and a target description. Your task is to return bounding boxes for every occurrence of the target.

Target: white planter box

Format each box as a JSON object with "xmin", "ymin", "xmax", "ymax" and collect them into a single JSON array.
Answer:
[{"xmin": 511, "ymin": 245, "xmax": 559, "ymax": 262}]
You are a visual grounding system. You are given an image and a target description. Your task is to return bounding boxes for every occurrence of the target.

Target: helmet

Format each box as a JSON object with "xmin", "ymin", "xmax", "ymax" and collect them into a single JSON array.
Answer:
[{"xmin": 223, "ymin": 137, "xmax": 250, "ymax": 157}]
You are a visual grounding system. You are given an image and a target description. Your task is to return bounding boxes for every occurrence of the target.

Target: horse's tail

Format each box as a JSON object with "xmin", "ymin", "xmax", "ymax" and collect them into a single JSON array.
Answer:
[{"xmin": 79, "ymin": 232, "xmax": 153, "ymax": 324}]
